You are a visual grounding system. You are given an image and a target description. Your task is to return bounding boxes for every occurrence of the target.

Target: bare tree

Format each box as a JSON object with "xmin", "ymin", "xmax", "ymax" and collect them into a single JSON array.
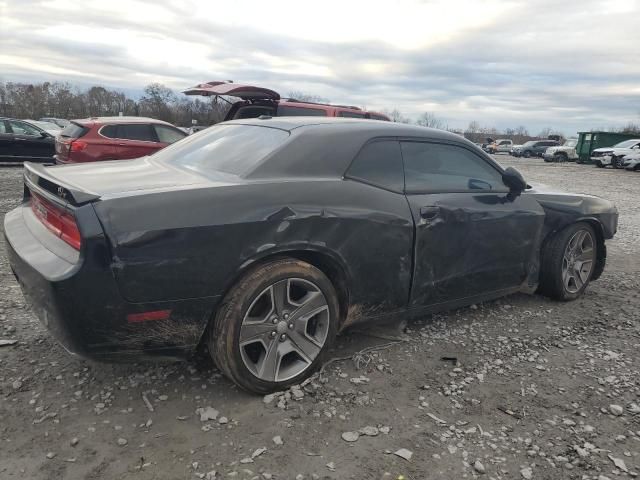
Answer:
[
  {"xmin": 466, "ymin": 120, "xmax": 481, "ymax": 134},
  {"xmin": 416, "ymin": 112, "xmax": 445, "ymax": 129},
  {"xmin": 383, "ymin": 109, "xmax": 410, "ymax": 124}
]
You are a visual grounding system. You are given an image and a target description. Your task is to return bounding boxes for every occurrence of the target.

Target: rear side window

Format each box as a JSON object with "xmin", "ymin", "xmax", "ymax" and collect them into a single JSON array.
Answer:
[
  {"xmin": 346, "ymin": 140, "xmax": 404, "ymax": 192},
  {"xmin": 277, "ymin": 105, "xmax": 328, "ymax": 117},
  {"xmin": 401, "ymin": 141, "xmax": 505, "ymax": 193},
  {"xmin": 338, "ymin": 111, "xmax": 366, "ymax": 118},
  {"xmin": 100, "ymin": 125, "xmax": 118, "ymax": 138},
  {"xmin": 155, "ymin": 124, "xmax": 290, "ymax": 176},
  {"xmin": 154, "ymin": 125, "xmax": 187, "ymax": 144},
  {"xmin": 60, "ymin": 122, "xmax": 88, "ymax": 139},
  {"xmin": 116, "ymin": 124, "xmax": 156, "ymax": 142}
]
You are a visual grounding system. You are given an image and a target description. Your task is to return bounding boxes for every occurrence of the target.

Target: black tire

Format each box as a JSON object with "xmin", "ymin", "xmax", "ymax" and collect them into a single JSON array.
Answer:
[
  {"xmin": 611, "ymin": 156, "xmax": 623, "ymax": 169},
  {"xmin": 209, "ymin": 258, "xmax": 339, "ymax": 394},
  {"xmin": 523, "ymin": 150, "xmax": 531, "ymax": 158},
  {"xmin": 539, "ymin": 222, "xmax": 597, "ymax": 301},
  {"xmin": 554, "ymin": 153, "xmax": 568, "ymax": 163},
  {"xmin": 595, "ymin": 161, "xmax": 604, "ymax": 168}
]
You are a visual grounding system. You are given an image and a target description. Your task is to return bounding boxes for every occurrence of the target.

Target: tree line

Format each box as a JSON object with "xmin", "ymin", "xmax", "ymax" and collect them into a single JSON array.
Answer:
[
  {"xmin": 0, "ymin": 81, "xmax": 228, "ymax": 127},
  {"xmin": 1, "ymin": 81, "xmax": 637, "ymax": 138}
]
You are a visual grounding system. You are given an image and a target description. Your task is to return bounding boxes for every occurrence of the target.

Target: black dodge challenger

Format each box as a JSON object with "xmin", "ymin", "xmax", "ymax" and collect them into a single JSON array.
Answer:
[{"xmin": 5, "ymin": 117, "xmax": 618, "ymax": 393}]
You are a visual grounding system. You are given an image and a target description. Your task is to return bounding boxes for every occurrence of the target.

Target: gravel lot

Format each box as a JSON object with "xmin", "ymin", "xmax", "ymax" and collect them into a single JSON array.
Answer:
[{"xmin": 1, "ymin": 158, "xmax": 639, "ymax": 480}]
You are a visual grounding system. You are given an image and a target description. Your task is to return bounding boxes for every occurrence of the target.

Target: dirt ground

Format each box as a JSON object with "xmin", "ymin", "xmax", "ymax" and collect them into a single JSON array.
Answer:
[{"xmin": 1, "ymin": 157, "xmax": 639, "ymax": 480}]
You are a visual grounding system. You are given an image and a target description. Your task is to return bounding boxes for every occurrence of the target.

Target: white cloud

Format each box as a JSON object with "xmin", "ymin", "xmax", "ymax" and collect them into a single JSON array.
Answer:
[{"xmin": 1, "ymin": 0, "xmax": 639, "ymax": 134}]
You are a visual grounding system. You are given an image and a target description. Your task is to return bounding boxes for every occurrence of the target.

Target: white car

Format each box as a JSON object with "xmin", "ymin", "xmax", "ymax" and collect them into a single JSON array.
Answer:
[
  {"xmin": 623, "ymin": 152, "xmax": 640, "ymax": 171},
  {"xmin": 543, "ymin": 139, "xmax": 578, "ymax": 162},
  {"xmin": 591, "ymin": 139, "xmax": 640, "ymax": 168}
]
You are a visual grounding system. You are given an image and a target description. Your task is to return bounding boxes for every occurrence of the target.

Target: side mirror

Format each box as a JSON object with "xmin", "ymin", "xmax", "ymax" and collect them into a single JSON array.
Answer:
[
  {"xmin": 40, "ymin": 131, "xmax": 50, "ymax": 138},
  {"xmin": 502, "ymin": 167, "xmax": 527, "ymax": 193}
]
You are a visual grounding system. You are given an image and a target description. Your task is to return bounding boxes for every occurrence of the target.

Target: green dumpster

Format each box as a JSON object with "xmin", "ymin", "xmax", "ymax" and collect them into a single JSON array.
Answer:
[{"xmin": 576, "ymin": 131, "xmax": 640, "ymax": 164}]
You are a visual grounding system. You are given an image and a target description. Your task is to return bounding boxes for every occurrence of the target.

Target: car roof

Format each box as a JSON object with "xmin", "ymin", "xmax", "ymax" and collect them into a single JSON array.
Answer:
[
  {"xmin": 217, "ymin": 117, "xmax": 488, "ymax": 180},
  {"xmin": 224, "ymin": 116, "xmax": 461, "ymax": 139},
  {"xmin": 73, "ymin": 116, "xmax": 176, "ymax": 127}
]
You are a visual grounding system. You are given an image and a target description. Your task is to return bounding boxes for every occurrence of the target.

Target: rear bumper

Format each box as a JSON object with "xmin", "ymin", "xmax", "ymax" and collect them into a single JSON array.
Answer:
[{"xmin": 5, "ymin": 205, "xmax": 220, "ymax": 361}]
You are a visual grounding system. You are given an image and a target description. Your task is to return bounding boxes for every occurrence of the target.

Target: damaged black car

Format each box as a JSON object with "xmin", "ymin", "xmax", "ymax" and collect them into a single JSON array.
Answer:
[{"xmin": 4, "ymin": 117, "xmax": 618, "ymax": 393}]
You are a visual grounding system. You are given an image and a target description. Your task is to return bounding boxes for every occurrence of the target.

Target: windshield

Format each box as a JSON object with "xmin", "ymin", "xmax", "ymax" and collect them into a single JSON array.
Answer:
[
  {"xmin": 564, "ymin": 139, "xmax": 577, "ymax": 147},
  {"xmin": 613, "ymin": 139, "xmax": 640, "ymax": 148},
  {"xmin": 153, "ymin": 124, "xmax": 290, "ymax": 177}
]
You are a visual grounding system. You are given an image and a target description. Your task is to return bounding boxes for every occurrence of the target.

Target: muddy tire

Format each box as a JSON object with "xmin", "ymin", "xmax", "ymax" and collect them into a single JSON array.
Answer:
[
  {"xmin": 539, "ymin": 222, "xmax": 597, "ymax": 301},
  {"xmin": 209, "ymin": 258, "xmax": 339, "ymax": 394}
]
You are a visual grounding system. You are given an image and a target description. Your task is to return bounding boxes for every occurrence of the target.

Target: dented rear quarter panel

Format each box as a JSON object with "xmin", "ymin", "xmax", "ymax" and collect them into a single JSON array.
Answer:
[{"xmin": 93, "ymin": 178, "xmax": 415, "ymax": 322}]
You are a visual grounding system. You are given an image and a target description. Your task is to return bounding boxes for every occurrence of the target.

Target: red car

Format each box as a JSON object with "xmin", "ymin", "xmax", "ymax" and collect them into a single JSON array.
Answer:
[
  {"xmin": 183, "ymin": 81, "xmax": 390, "ymax": 121},
  {"xmin": 55, "ymin": 117, "xmax": 187, "ymax": 164}
]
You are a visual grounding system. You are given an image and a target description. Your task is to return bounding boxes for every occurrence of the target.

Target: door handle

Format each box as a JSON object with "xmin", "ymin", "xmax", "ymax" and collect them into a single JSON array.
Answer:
[{"xmin": 419, "ymin": 206, "xmax": 440, "ymax": 220}]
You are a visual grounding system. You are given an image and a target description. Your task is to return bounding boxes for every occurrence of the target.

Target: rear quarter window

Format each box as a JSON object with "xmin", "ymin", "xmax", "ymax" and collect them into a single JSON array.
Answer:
[
  {"xmin": 59, "ymin": 122, "xmax": 88, "ymax": 139},
  {"xmin": 154, "ymin": 124, "xmax": 290, "ymax": 177},
  {"xmin": 346, "ymin": 140, "xmax": 404, "ymax": 192}
]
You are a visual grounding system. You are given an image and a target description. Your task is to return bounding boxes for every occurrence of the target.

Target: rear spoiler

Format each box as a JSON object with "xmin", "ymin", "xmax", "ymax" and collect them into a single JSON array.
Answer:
[{"xmin": 23, "ymin": 162, "xmax": 101, "ymax": 206}]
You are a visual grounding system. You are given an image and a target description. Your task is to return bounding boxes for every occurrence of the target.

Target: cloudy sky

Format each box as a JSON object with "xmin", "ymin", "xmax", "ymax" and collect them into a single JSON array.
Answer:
[{"xmin": 1, "ymin": 0, "xmax": 639, "ymax": 134}]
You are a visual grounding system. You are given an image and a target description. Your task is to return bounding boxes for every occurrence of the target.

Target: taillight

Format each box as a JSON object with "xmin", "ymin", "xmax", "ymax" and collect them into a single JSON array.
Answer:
[
  {"xmin": 70, "ymin": 140, "xmax": 87, "ymax": 152},
  {"xmin": 30, "ymin": 193, "xmax": 82, "ymax": 250}
]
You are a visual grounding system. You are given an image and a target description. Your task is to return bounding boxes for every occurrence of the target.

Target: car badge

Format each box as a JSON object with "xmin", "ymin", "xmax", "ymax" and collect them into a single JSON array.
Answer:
[{"xmin": 57, "ymin": 186, "xmax": 67, "ymax": 199}]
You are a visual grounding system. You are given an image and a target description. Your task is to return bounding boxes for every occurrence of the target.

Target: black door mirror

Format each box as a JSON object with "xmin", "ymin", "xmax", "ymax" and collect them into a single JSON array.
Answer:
[
  {"xmin": 502, "ymin": 167, "xmax": 527, "ymax": 193},
  {"xmin": 40, "ymin": 131, "xmax": 50, "ymax": 138}
]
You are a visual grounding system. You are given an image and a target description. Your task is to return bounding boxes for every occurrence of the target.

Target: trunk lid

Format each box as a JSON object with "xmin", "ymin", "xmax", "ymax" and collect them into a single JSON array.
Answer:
[
  {"xmin": 183, "ymin": 81, "xmax": 280, "ymax": 100},
  {"xmin": 37, "ymin": 157, "xmax": 223, "ymax": 199}
]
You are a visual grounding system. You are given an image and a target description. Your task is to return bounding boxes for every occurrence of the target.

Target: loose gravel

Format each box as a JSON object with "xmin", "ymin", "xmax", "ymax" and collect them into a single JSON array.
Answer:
[{"xmin": 1, "ymin": 158, "xmax": 639, "ymax": 480}]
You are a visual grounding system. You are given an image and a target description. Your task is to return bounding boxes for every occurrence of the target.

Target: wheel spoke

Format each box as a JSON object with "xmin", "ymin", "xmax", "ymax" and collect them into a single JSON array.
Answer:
[
  {"xmin": 576, "ymin": 247, "xmax": 593, "ymax": 262},
  {"xmin": 289, "ymin": 291, "xmax": 327, "ymax": 323},
  {"xmin": 288, "ymin": 327, "xmax": 322, "ymax": 361},
  {"xmin": 271, "ymin": 280, "xmax": 291, "ymax": 316},
  {"xmin": 576, "ymin": 261, "xmax": 593, "ymax": 283},
  {"xmin": 258, "ymin": 338, "xmax": 284, "ymax": 382},
  {"xmin": 239, "ymin": 322, "xmax": 274, "ymax": 346}
]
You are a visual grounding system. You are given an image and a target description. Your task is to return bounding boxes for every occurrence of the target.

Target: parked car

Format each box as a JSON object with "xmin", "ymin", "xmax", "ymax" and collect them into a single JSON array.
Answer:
[
  {"xmin": 5, "ymin": 117, "xmax": 618, "ymax": 393},
  {"xmin": 591, "ymin": 139, "xmax": 640, "ymax": 168},
  {"xmin": 55, "ymin": 116, "xmax": 187, "ymax": 164},
  {"xmin": 509, "ymin": 144, "xmax": 523, "ymax": 155},
  {"xmin": 484, "ymin": 139, "xmax": 513, "ymax": 154},
  {"xmin": 622, "ymin": 152, "xmax": 640, "ymax": 171},
  {"xmin": 183, "ymin": 81, "xmax": 391, "ymax": 121},
  {"xmin": 543, "ymin": 139, "xmax": 578, "ymax": 162},
  {"xmin": 0, "ymin": 117, "xmax": 56, "ymax": 163},
  {"xmin": 512, "ymin": 140, "xmax": 559, "ymax": 158},
  {"xmin": 26, "ymin": 120, "xmax": 63, "ymax": 137},
  {"xmin": 40, "ymin": 117, "xmax": 71, "ymax": 128}
]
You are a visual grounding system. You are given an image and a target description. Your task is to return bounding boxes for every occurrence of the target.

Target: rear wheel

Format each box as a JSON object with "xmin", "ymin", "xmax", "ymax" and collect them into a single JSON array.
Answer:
[
  {"xmin": 539, "ymin": 223, "xmax": 597, "ymax": 301},
  {"xmin": 209, "ymin": 258, "xmax": 339, "ymax": 394}
]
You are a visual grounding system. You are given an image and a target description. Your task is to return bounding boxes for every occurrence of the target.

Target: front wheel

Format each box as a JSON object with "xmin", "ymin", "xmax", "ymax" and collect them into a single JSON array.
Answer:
[
  {"xmin": 209, "ymin": 258, "xmax": 339, "ymax": 394},
  {"xmin": 539, "ymin": 223, "xmax": 597, "ymax": 301},
  {"xmin": 611, "ymin": 156, "xmax": 623, "ymax": 169},
  {"xmin": 523, "ymin": 150, "xmax": 531, "ymax": 158}
]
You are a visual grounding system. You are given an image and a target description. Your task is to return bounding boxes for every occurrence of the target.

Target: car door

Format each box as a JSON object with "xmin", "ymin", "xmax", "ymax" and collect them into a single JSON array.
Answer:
[
  {"xmin": 7, "ymin": 120, "xmax": 54, "ymax": 161},
  {"xmin": 401, "ymin": 140, "xmax": 546, "ymax": 308},
  {"xmin": 114, "ymin": 124, "xmax": 160, "ymax": 159},
  {"xmin": 0, "ymin": 120, "xmax": 15, "ymax": 160}
]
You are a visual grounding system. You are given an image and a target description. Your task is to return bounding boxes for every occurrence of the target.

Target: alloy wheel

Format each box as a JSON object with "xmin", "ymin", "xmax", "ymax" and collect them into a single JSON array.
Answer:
[
  {"xmin": 562, "ymin": 230, "xmax": 595, "ymax": 294},
  {"xmin": 239, "ymin": 278, "xmax": 330, "ymax": 382}
]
